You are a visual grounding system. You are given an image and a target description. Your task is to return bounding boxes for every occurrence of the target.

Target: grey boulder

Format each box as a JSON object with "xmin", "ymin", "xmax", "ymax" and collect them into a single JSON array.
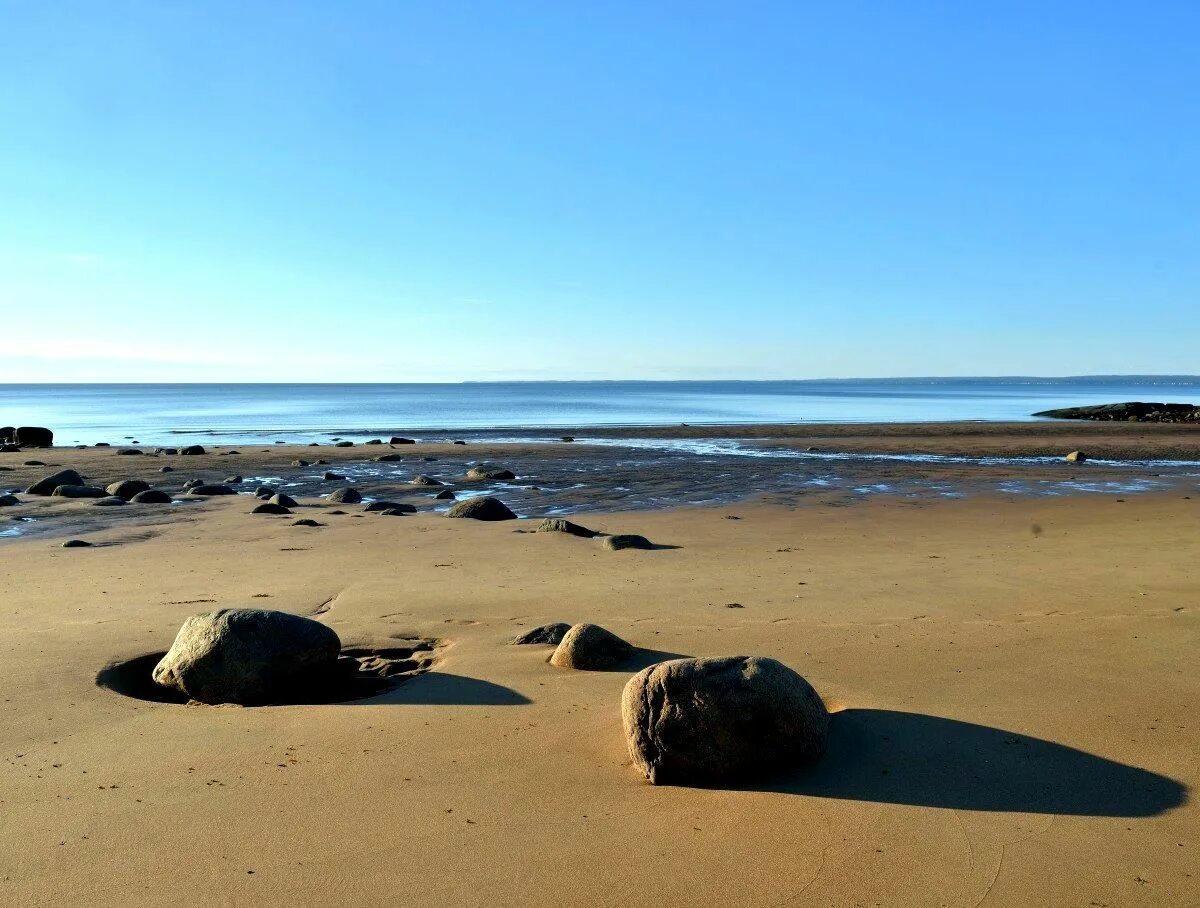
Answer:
[
  {"xmin": 26, "ymin": 469, "xmax": 85, "ymax": 496},
  {"xmin": 621, "ymin": 656, "xmax": 829, "ymax": 785},
  {"xmin": 445, "ymin": 496, "xmax": 516, "ymax": 521},
  {"xmin": 549, "ymin": 623, "xmax": 632, "ymax": 670},
  {"xmin": 152, "ymin": 608, "xmax": 341, "ymax": 705}
]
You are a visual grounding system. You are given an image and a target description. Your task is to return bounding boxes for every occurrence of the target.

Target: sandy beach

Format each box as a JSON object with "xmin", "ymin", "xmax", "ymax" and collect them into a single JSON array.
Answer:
[{"xmin": 1, "ymin": 426, "xmax": 1198, "ymax": 906}]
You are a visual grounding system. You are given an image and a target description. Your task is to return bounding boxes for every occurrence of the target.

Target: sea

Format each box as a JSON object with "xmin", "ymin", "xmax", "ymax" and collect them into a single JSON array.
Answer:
[{"xmin": 1, "ymin": 377, "xmax": 1198, "ymax": 446}]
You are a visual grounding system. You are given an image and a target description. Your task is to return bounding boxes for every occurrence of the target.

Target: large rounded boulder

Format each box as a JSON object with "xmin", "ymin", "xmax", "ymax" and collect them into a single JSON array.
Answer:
[
  {"xmin": 152, "ymin": 609, "xmax": 341, "ymax": 705},
  {"xmin": 445, "ymin": 496, "xmax": 516, "ymax": 521},
  {"xmin": 549, "ymin": 623, "xmax": 632, "ymax": 670},
  {"xmin": 621, "ymin": 656, "xmax": 829, "ymax": 786},
  {"xmin": 106, "ymin": 479, "xmax": 151, "ymax": 500},
  {"xmin": 15, "ymin": 426, "xmax": 53, "ymax": 447},
  {"xmin": 26, "ymin": 469, "xmax": 85, "ymax": 496},
  {"xmin": 327, "ymin": 487, "xmax": 362, "ymax": 504}
]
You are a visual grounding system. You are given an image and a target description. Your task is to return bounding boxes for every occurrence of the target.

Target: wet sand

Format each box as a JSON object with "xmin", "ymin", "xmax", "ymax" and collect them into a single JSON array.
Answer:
[{"xmin": 1, "ymin": 426, "xmax": 1199, "ymax": 905}]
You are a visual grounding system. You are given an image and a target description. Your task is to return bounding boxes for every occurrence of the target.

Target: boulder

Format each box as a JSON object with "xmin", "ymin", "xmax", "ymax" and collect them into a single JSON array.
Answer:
[
  {"xmin": 536, "ymin": 518, "xmax": 597, "ymax": 538},
  {"xmin": 154, "ymin": 447, "xmax": 178, "ymax": 455},
  {"xmin": 511, "ymin": 623, "xmax": 571, "ymax": 646},
  {"xmin": 151, "ymin": 608, "xmax": 341, "ymax": 705},
  {"xmin": 159, "ymin": 466, "xmax": 175, "ymax": 473},
  {"xmin": 410, "ymin": 474, "xmax": 444, "ymax": 487},
  {"xmin": 51, "ymin": 484, "xmax": 107, "ymax": 499},
  {"xmin": 269, "ymin": 493, "xmax": 298, "ymax": 508},
  {"xmin": 292, "ymin": 519, "xmax": 323, "ymax": 527},
  {"xmin": 131, "ymin": 489, "xmax": 173, "ymax": 504},
  {"xmin": 180, "ymin": 445, "xmax": 205, "ymax": 455},
  {"xmin": 92, "ymin": 496, "xmax": 128, "ymax": 507},
  {"xmin": 185, "ymin": 484, "xmax": 237, "ymax": 496},
  {"xmin": 364, "ymin": 500, "xmax": 417, "ymax": 513},
  {"xmin": 445, "ymin": 496, "xmax": 516, "ymax": 521},
  {"xmin": 255, "ymin": 485, "xmax": 277, "ymax": 497},
  {"xmin": 465, "ymin": 466, "xmax": 515, "ymax": 481},
  {"xmin": 561, "ymin": 436, "xmax": 575, "ymax": 442},
  {"xmin": 117, "ymin": 448, "xmax": 143, "ymax": 455},
  {"xmin": 374, "ymin": 453, "xmax": 404, "ymax": 462},
  {"xmin": 23, "ymin": 460, "xmax": 46, "ymax": 466},
  {"xmin": 106, "ymin": 479, "xmax": 151, "ymax": 500},
  {"xmin": 252, "ymin": 502, "xmax": 291, "ymax": 515},
  {"xmin": 390, "ymin": 437, "xmax": 416, "ymax": 445},
  {"xmin": 434, "ymin": 489, "xmax": 455, "ymax": 500},
  {"xmin": 15, "ymin": 427, "xmax": 53, "ymax": 447},
  {"xmin": 550, "ymin": 623, "xmax": 632, "ymax": 670},
  {"xmin": 365, "ymin": 439, "xmax": 383, "ymax": 445},
  {"xmin": 621, "ymin": 656, "xmax": 829, "ymax": 785},
  {"xmin": 452, "ymin": 440, "xmax": 466, "ymax": 445},
  {"xmin": 334, "ymin": 441, "xmax": 354, "ymax": 448},
  {"xmin": 1065, "ymin": 451, "xmax": 1087, "ymax": 463},
  {"xmin": 0, "ymin": 427, "xmax": 12, "ymax": 443},
  {"xmin": 223, "ymin": 475, "xmax": 243, "ymax": 484},
  {"xmin": 0, "ymin": 494, "xmax": 19, "ymax": 506},
  {"xmin": 26, "ymin": 469, "xmax": 86, "ymax": 496},
  {"xmin": 0, "ymin": 444, "xmax": 20, "ymax": 452},
  {"xmin": 602, "ymin": 534, "xmax": 654, "ymax": 551},
  {"xmin": 327, "ymin": 487, "xmax": 362, "ymax": 504},
  {"xmin": 323, "ymin": 471, "xmax": 346, "ymax": 481},
  {"xmin": 62, "ymin": 539, "xmax": 91, "ymax": 548},
  {"xmin": 292, "ymin": 459, "xmax": 311, "ymax": 467},
  {"xmin": 182, "ymin": 478, "xmax": 206, "ymax": 490}
]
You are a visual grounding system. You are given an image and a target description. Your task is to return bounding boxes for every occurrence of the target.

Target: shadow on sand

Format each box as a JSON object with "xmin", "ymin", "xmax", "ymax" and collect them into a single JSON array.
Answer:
[
  {"xmin": 97, "ymin": 652, "xmax": 530, "ymax": 707},
  {"xmin": 764, "ymin": 708, "xmax": 1186, "ymax": 817}
]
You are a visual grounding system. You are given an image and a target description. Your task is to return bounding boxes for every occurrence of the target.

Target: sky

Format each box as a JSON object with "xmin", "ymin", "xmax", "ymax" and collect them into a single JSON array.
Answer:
[{"xmin": 1, "ymin": 1, "xmax": 1197, "ymax": 382}]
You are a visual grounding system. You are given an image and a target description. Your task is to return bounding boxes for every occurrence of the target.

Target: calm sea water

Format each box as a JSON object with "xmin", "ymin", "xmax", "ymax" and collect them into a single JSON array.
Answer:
[{"xmin": 1, "ymin": 378, "xmax": 1197, "ymax": 445}]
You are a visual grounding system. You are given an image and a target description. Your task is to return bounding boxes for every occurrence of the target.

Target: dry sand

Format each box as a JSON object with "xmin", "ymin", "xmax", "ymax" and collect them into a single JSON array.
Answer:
[{"xmin": 1, "ymin": 436, "xmax": 1198, "ymax": 906}]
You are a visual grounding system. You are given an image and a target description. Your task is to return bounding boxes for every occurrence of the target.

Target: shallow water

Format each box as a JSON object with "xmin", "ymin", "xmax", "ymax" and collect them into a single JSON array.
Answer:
[{"xmin": 4, "ymin": 378, "xmax": 1199, "ymax": 445}]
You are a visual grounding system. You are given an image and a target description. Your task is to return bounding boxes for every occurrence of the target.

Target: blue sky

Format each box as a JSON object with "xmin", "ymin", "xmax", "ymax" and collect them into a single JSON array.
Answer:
[{"xmin": 1, "ymin": 2, "xmax": 1196, "ymax": 381}]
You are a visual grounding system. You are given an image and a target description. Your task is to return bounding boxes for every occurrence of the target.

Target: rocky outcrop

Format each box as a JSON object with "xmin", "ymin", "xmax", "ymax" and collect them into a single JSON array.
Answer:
[
  {"xmin": 621, "ymin": 656, "xmax": 829, "ymax": 785},
  {"xmin": 152, "ymin": 609, "xmax": 341, "ymax": 705},
  {"xmin": 1034, "ymin": 401, "xmax": 1200, "ymax": 423}
]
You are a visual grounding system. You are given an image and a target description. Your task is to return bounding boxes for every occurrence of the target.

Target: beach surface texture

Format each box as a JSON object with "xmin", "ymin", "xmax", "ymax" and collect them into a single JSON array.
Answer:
[{"xmin": 1, "ymin": 423, "xmax": 1197, "ymax": 906}]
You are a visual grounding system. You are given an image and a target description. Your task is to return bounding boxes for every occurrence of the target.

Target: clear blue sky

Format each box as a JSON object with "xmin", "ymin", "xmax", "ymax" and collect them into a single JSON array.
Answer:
[{"xmin": 1, "ymin": 2, "xmax": 1196, "ymax": 381}]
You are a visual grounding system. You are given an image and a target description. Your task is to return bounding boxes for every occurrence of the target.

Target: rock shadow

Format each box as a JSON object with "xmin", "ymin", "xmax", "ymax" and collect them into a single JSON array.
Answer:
[
  {"xmin": 764, "ymin": 708, "xmax": 1186, "ymax": 818},
  {"xmin": 363, "ymin": 670, "xmax": 531, "ymax": 706}
]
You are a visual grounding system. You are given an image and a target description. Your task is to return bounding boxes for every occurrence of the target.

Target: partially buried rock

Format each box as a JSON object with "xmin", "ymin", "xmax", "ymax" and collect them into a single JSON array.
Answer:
[
  {"xmin": 378, "ymin": 508, "xmax": 408, "ymax": 516},
  {"xmin": 512, "ymin": 622, "xmax": 571, "ymax": 646},
  {"xmin": 550, "ymin": 623, "xmax": 632, "ymax": 670},
  {"xmin": 152, "ymin": 608, "xmax": 341, "ymax": 705},
  {"xmin": 51, "ymin": 484, "xmax": 107, "ymax": 499},
  {"xmin": 180, "ymin": 445, "xmax": 205, "ymax": 456},
  {"xmin": 106, "ymin": 479, "xmax": 150, "ymax": 500},
  {"xmin": 365, "ymin": 439, "xmax": 383, "ymax": 445},
  {"xmin": 26, "ymin": 469, "xmax": 85, "ymax": 496},
  {"xmin": 255, "ymin": 485, "xmax": 277, "ymax": 497},
  {"xmin": 223, "ymin": 475, "xmax": 243, "ymax": 484},
  {"xmin": 92, "ymin": 496, "xmax": 127, "ymax": 507},
  {"xmin": 0, "ymin": 494, "xmax": 19, "ymax": 506},
  {"xmin": 334, "ymin": 441, "xmax": 354, "ymax": 448},
  {"xmin": 182, "ymin": 478, "xmax": 205, "ymax": 490},
  {"xmin": 465, "ymin": 466, "xmax": 515, "ymax": 481},
  {"xmin": 252, "ymin": 502, "xmax": 291, "ymax": 515},
  {"xmin": 446, "ymin": 496, "xmax": 516, "ymax": 521},
  {"xmin": 602, "ymin": 533, "xmax": 654, "ymax": 551},
  {"xmin": 327, "ymin": 487, "xmax": 362, "ymax": 504},
  {"xmin": 292, "ymin": 459, "xmax": 311, "ymax": 467},
  {"xmin": 1065, "ymin": 450, "xmax": 1088, "ymax": 463},
  {"xmin": 536, "ymin": 518, "xmax": 597, "ymax": 538},
  {"xmin": 363, "ymin": 500, "xmax": 415, "ymax": 513},
  {"xmin": 23, "ymin": 460, "xmax": 45, "ymax": 466},
  {"xmin": 62, "ymin": 539, "xmax": 92, "ymax": 548},
  {"xmin": 621, "ymin": 656, "xmax": 829, "ymax": 786},
  {"xmin": 185, "ymin": 484, "xmax": 237, "ymax": 496},
  {"xmin": 434, "ymin": 489, "xmax": 455, "ymax": 500},
  {"xmin": 293, "ymin": 518, "xmax": 323, "ymax": 527},
  {"xmin": 117, "ymin": 448, "xmax": 143, "ymax": 455},
  {"xmin": 270, "ymin": 493, "xmax": 298, "ymax": 508},
  {"xmin": 322, "ymin": 471, "xmax": 345, "ymax": 481},
  {"xmin": 374, "ymin": 453, "xmax": 403, "ymax": 462},
  {"xmin": 159, "ymin": 466, "xmax": 175, "ymax": 473},
  {"xmin": 410, "ymin": 474, "xmax": 443, "ymax": 487},
  {"xmin": 390, "ymin": 437, "xmax": 415, "ymax": 444},
  {"xmin": 131, "ymin": 489, "xmax": 173, "ymax": 504}
]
